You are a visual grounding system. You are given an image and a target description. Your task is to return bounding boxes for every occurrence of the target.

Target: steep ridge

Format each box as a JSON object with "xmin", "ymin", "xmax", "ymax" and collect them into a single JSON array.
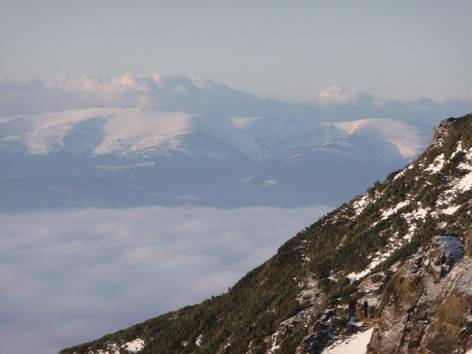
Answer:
[{"xmin": 61, "ymin": 114, "xmax": 472, "ymax": 354}]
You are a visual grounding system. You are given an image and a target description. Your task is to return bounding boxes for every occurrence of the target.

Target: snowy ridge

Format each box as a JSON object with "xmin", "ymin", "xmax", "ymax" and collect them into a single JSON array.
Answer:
[
  {"xmin": 0, "ymin": 107, "xmax": 192, "ymax": 156},
  {"xmin": 0, "ymin": 107, "xmax": 429, "ymax": 162},
  {"xmin": 330, "ymin": 118, "xmax": 428, "ymax": 159}
]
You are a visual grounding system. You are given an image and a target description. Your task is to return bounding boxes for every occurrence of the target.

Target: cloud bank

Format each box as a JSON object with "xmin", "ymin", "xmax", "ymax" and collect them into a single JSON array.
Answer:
[
  {"xmin": 2, "ymin": 74, "xmax": 472, "ymax": 127},
  {"xmin": 0, "ymin": 205, "xmax": 330, "ymax": 354},
  {"xmin": 318, "ymin": 85, "xmax": 359, "ymax": 105}
]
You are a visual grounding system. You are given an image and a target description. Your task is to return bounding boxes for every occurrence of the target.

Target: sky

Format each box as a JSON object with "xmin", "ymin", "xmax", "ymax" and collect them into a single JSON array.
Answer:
[{"xmin": 1, "ymin": 0, "xmax": 471, "ymax": 102}]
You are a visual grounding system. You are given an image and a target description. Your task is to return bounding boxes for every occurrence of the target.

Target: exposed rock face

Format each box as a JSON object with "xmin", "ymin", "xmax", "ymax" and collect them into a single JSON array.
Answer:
[
  {"xmin": 431, "ymin": 117, "xmax": 459, "ymax": 147},
  {"xmin": 464, "ymin": 230, "xmax": 472, "ymax": 257},
  {"xmin": 368, "ymin": 235, "xmax": 472, "ymax": 354}
]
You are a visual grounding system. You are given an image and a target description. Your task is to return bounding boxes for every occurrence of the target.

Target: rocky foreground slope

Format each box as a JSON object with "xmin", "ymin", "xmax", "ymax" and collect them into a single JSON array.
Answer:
[{"xmin": 62, "ymin": 114, "xmax": 472, "ymax": 353}]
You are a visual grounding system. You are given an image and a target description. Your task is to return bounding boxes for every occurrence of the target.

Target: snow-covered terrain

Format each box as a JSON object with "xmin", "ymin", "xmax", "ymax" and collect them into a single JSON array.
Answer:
[
  {"xmin": 0, "ymin": 107, "xmax": 432, "ymax": 210},
  {"xmin": 323, "ymin": 328, "xmax": 374, "ymax": 354},
  {"xmin": 331, "ymin": 118, "xmax": 427, "ymax": 159},
  {"xmin": 0, "ymin": 107, "xmax": 428, "ymax": 161},
  {"xmin": 0, "ymin": 107, "xmax": 191, "ymax": 156}
]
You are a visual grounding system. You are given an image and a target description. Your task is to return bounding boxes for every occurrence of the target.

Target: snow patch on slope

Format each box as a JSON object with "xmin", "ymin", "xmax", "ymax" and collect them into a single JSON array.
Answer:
[
  {"xmin": 352, "ymin": 195, "xmax": 369, "ymax": 216},
  {"xmin": 322, "ymin": 328, "xmax": 373, "ymax": 354},
  {"xmin": 228, "ymin": 116, "xmax": 263, "ymax": 129},
  {"xmin": 94, "ymin": 109, "xmax": 191, "ymax": 156},
  {"xmin": 347, "ymin": 246, "xmax": 397, "ymax": 282},
  {"xmin": 382, "ymin": 200, "xmax": 410, "ymax": 219},
  {"xmin": 122, "ymin": 338, "xmax": 145, "ymax": 353},
  {"xmin": 425, "ymin": 153, "xmax": 445, "ymax": 174},
  {"xmin": 332, "ymin": 118, "xmax": 427, "ymax": 159},
  {"xmin": 0, "ymin": 107, "xmax": 192, "ymax": 156},
  {"xmin": 437, "ymin": 143, "xmax": 472, "ymax": 208}
]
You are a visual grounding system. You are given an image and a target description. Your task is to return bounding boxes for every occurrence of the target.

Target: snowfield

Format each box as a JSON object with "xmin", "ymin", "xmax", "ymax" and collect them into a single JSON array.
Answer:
[
  {"xmin": 323, "ymin": 328, "xmax": 374, "ymax": 354},
  {"xmin": 331, "ymin": 118, "xmax": 428, "ymax": 159},
  {"xmin": 0, "ymin": 107, "xmax": 429, "ymax": 162}
]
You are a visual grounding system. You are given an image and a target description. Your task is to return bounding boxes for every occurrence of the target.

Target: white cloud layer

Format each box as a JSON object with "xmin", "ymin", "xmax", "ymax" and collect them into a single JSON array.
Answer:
[
  {"xmin": 318, "ymin": 85, "xmax": 358, "ymax": 105},
  {"xmin": 0, "ymin": 205, "xmax": 330, "ymax": 354},
  {"xmin": 2, "ymin": 74, "xmax": 472, "ymax": 128}
]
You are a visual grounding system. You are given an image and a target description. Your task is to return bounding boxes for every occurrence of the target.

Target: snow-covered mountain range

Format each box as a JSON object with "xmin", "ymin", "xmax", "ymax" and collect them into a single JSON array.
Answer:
[
  {"xmin": 9, "ymin": 73, "xmax": 472, "ymax": 210},
  {"xmin": 0, "ymin": 107, "xmax": 427, "ymax": 161},
  {"xmin": 0, "ymin": 105, "xmax": 431, "ymax": 211}
]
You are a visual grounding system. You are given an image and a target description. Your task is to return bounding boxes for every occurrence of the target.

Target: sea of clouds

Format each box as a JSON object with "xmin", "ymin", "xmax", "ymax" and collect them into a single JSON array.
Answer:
[{"xmin": 0, "ymin": 205, "xmax": 330, "ymax": 354}]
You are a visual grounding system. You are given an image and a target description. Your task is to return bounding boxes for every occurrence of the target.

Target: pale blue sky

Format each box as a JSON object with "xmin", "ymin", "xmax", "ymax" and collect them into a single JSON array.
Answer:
[{"xmin": 1, "ymin": 0, "xmax": 471, "ymax": 101}]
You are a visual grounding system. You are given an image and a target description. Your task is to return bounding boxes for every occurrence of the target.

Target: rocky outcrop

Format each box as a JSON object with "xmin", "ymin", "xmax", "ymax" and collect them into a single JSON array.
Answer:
[
  {"xmin": 431, "ymin": 117, "xmax": 459, "ymax": 147},
  {"xmin": 368, "ymin": 235, "xmax": 472, "ymax": 354},
  {"xmin": 464, "ymin": 230, "xmax": 472, "ymax": 257}
]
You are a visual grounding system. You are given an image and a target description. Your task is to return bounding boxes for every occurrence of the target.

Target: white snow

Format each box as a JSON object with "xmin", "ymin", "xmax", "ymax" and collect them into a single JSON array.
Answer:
[
  {"xmin": 436, "ymin": 145, "xmax": 472, "ymax": 208},
  {"xmin": 195, "ymin": 334, "xmax": 203, "ymax": 347},
  {"xmin": 352, "ymin": 196, "xmax": 369, "ymax": 216},
  {"xmin": 347, "ymin": 246, "xmax": 397, "ymax": 282},
  {"xmin": 94, "ymin": 162, "xmax": 155, "ymax": 171},
  {"xmin": 382, "ymin": 200, "xmax": 410, "ymax": 219},
  {"xmin": 451, "ymin": 141, "xmax": 465, "ymax": 159},
  {"xmin": 268, "ymin": 331, "xmax": 281, "ymax": 353},
  {"xmin": 400, "ymin": 205, "xmax": 432, "ymax": 241},
  {"xmin": 94, "ymin": 109, "xmax": 191, "ymax": 156},
  {"xmin": 455, "ymin": 172, "xmax": 472, "ymax": 193},
  {"xmin": 425, "ymin": 153, "xmax": 445, "ymax": 173},
  {"xmin": 122, "ymin": 338, "xmax": 145, "ymax": 353},
  {"xmin": 413, "ymin": 206, "xmax": 429, "ymax": 220},
  {"xmin": 393, "ymin": 169, "xmax": 406, "ymax": 181},
  {"xmin": 95, "ymin": 338, "xmax": 143, "ymax": 354},
  {"xmin": 0, "ymin": 107, "xmax": 192, "ymax": 156},
  {"xmin": 0, "ymin": 109, "xmax": 429, "ymax": 164},
  {"xmin": 331, "ymin": 118, "xmax": 428, "ymax": 159},
  {"xmin": 442, "ymin": 204, "xmax": 460, "ymax": 215},
  {"xmin": 96, "ymin": 343, "xmax": 120, "ymax": 354},
  {"xmin": 322, "ymin": 328, "xmax": 374, "ymax": 354},
  {"xmin": 403, "ymin": 205, "xmax": 430, "ymax": 222},
  {"xmin": 452, "ymin": 144, "xmax": 472, "ymax": 192},
  {"xmin": 347, "ymin": 269, "xmax": 371, "ymax": 282},
  {"xmin": 228, "ymin": 116, "xmax": 263, "ymax": 129}
]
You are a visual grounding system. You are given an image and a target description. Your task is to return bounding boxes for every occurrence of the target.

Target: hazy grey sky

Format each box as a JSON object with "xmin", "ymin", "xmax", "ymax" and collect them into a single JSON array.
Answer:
[{"xmin": 1, "ymin": 0, "xmax": 471, "ymax": 101}]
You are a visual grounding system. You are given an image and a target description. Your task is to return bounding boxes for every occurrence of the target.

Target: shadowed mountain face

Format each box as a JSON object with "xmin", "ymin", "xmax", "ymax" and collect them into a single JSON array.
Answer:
[
  {"xmin": 61, "ymin": 114, "xmax": 472, "ymax": 353},
  {"xmin": 0, "ymin": 107, "xmax": 430, "ymax": 211}
]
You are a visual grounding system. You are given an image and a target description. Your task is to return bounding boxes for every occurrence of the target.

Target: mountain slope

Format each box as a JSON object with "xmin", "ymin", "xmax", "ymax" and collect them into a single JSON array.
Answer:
[
  {"xmin": 0, "ymin": 107, "xmax": 428, "ymax": 160},
  {"xmin": 61, "ymin": 113, "xmax": 472, "ymax": 353},
  {"xmin": 0, "ymin": 108, "xmax": 430, "ymax": 211}
]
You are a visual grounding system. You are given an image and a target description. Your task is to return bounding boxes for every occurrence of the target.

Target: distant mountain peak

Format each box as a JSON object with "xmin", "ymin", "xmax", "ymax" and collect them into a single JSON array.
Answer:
[{"xmin": 0, "ymin": 108, "xmax": 428, "ymax": 163}]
